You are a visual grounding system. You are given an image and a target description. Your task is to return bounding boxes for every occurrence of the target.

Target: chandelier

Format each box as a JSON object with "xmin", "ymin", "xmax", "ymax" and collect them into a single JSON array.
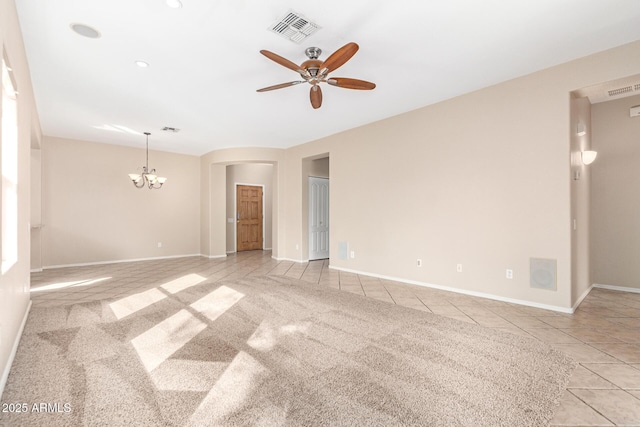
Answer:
[{"xmin": 128, "ymin": 132, "xmax": 167, "ymax": 189}]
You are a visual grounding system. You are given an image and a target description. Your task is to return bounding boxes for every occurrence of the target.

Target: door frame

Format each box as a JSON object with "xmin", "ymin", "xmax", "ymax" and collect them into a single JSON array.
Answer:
[{"xmin": 234, "ymin": 182, "xmax": 266, "ymax": 253}]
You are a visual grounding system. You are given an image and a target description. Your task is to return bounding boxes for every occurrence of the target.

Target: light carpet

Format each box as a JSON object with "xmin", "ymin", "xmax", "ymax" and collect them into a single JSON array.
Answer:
[{"xmin": 0, "ymin": 275, "xmax": 575, "ymax": 426}]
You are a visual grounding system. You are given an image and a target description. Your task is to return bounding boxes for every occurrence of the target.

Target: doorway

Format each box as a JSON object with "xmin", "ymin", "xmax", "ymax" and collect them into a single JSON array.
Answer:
[
  {"xmin": 236, "ymin": 184, "xmax": 263, "ymax": 251},
  {"xmin": 309, "ymin": 176, "xmax": 329, "ymax": 260}
]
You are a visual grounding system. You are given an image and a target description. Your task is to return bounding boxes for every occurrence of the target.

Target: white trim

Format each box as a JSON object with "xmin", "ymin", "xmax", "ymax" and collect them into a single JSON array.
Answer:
[
  {"xmin": 594, "ymin": 283, "xmax": 640, "ymax": 294},
  {"xmin": 234, "ymin": 182, "xmax": 266, "ymax": 252},
  {"xmin": 272, "ymin": 256, "xmax": 309, "ymax": 263},
  {"xmin": 263, "ymin": 247, "xmax": 272, "ymax": 251},
  {"xmin": 1, "ymin": 300, "xmax": 31, "ymax": 399},
  {"xmin": 43, "ymin": 253, "xmax": 203, "ymax": 270},
  {"xmin": 30, "ymin": 268, "xmax": 43, "ymax": 273},
  {"xmin": 572, "ymin": 284, "xmax": 594, "ymax": 311},
  {"xmin": 226, "ymin": 251, "xmax": 236, "ymax": 254},
  {"xmin": 329, "ymin": 265, "xmax": 574, "ymax": 314},
  {"xmin": 205, "ymin": 254, "xmax": 227, "ymax": 259}
]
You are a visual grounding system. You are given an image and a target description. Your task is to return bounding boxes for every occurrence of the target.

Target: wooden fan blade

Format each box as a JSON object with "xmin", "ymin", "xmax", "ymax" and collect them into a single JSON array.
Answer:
[
  {"xmin": 310, "ymin": 85, "xmax": 323, "ymax": 109},
  {"xmin": 327, "ymin": 77, "xmax": 376, "ymax": 90},
  {"xmin": 320, "ymin": 42, "xmax": 359, "ymax": 73},
  {"xmin": 256, "ymin": 81, "xmax": 304, "ymax": 92},
  {"xmin": 260, "ymin": 50, "xmax": 303, "ymax": 73}
]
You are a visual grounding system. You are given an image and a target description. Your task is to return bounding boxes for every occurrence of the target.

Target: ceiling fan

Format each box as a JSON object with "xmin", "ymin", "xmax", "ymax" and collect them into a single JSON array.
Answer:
[{"xmin": 257, "ymin": 42, "xmax": 376, "ymax": 109}]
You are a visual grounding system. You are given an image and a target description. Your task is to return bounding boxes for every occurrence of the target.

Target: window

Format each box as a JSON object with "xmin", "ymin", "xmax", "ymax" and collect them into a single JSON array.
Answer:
[{"xmin": 2, "ymin": 55, "xmax": 18, "ymax": 273}]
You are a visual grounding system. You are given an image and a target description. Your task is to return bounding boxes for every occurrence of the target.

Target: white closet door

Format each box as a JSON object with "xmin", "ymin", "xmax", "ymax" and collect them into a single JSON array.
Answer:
[{"xmin": 309, "ymin": 177, "xmax": 329, "ymax": 260}]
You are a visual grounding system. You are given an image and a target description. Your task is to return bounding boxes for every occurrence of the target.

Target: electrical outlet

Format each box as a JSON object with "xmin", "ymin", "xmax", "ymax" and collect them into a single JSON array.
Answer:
[
  {"xmin": 350, "ymin": 250, "xmax": 355, "ymax": 259},
  {"xmin": 295, "ymin": 244, "xmax": 299, "ymax": 250},
  {"xmin": 417, "ymin": 259, "xmax": 422, "ymax": 267},
  {"xmin": 506, "ymin": 269, "xmax": 513, "ymax": 279},
  {"xmin": 456, "ymin": 264, "xmax": 463, "ymax": 273},
  {"xmin": 157, "ymin": 242, "xmax": 162, "ymax": 248}
]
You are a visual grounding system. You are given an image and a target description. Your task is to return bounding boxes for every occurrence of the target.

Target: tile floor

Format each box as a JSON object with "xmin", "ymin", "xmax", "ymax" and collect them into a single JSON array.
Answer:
[{"xmin": 29, "ymin": 250, "xmax": 640, "ymax": 426}]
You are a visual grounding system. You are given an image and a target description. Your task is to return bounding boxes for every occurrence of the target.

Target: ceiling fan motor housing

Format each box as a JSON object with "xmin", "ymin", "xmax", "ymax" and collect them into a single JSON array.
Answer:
[{"xmin": 301, "ymin": 59, "xmax": 322, "ymax": 77}]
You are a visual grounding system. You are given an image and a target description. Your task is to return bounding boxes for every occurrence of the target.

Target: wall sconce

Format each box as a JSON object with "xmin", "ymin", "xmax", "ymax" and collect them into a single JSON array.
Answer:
[{"xmin": 581, "ymin": 150, "xmax": 598, "ymax": 165}]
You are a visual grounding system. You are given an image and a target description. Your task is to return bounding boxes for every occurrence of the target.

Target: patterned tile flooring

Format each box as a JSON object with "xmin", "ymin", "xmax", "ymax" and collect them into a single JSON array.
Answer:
[{"xmin": 29, "ymin": 250, "xmax": 640, "ymax": 426}]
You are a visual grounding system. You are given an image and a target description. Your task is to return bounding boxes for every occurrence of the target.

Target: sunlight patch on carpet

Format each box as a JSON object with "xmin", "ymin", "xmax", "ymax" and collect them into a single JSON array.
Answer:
[
  {"xmin": 109, "ymin": 288, "xmax": 167, "ymax": 320},
  {"xmin": 189, "ymin": 351, "xmax": 269, "ymax": 425},
  {"xmin": 131, "ymin": 309, "xmax": 207, "ymax": 372},
  {"xmin": 161, "ymin": 273, "xmax": 206, "ymax": 294},
  {"xmin": 248, "ymin": 320, "xmax": 312, "ymax": 351},
  {"xmin": 191, "ymin": 285, "xmax": 244, "ymax": 322}
]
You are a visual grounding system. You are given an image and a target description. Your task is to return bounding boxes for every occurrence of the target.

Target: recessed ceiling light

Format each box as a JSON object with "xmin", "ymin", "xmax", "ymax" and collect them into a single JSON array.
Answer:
[
  {"xmin": 166, "ymin": 0, "xmax": 183, "ymax": 8},
  {"xmin": 70, "ymin": 23, "xmax": 101, "ymax": 39},
  {"xmin": 135, "ymin": 61, "xmax": 149, "ymax": 68}
]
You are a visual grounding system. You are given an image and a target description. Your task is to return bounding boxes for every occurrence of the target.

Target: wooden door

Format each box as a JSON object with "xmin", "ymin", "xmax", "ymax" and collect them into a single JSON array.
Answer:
[
  {"xmin": 309, "ymin": 177, "xmax": 329, "ymax": 260},
  {"xmin": 237, "ymin": 185, "xmax": 263, "ymax": 252}
]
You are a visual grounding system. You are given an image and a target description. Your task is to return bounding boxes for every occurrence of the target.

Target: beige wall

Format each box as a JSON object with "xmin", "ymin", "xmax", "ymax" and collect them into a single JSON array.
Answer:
[
  {"xmin": 0, "ymin": 0, "xmax": 41, "ymax": 397},
  {"xmin": 30, "ymin": 148, "xmax": 42, "ymax": 271},
  {"xmin": 591, "ymin": 94, "xmax": 640, "ymax": 290},
  {"xmin": 270, "ymin": 41, "xmax": 640, "ymax": 311},
  {"xmin": 41, "ymin": 137, "xmax": 201, "ymax": 267},
  {"xmin": 197, "ymin": 40, "xmax": 640, "ymax": 311},
  {"xmin": 309, "ymin": 157, "xmax": 329, "ymax": 178},
  {"xmin": 225, "ymin": 163, "xmax": 274, "ymax": 252},
  {"xmin": 570, "ymin": 95, "xmax": 593, "ymax": 305},
  {"xmin": 200, "ymin": 147, "xmax": 283, "ymax": 259}
]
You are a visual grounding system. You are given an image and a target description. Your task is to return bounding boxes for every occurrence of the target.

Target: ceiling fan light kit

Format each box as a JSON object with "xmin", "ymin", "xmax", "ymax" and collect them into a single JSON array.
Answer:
[{"xmin": 257, "ymin": 42, "xmax": 376, "ymax": 109}]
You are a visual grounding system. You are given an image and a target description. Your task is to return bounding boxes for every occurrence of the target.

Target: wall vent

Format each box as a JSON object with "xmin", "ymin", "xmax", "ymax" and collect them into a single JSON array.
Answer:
[
  {"xmin": 269, "ymin": 10, "xmax": 320, "ymax": 44},
  {"xmin": 608, "ymin": 86, "xmax": 634, "ymax": 97}
]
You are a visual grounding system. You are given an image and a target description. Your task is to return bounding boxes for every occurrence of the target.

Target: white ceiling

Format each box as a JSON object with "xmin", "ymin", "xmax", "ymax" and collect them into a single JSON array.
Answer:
[{"xmin": 15, "ymin": 0, "xmax": 640, "ymax": 155}]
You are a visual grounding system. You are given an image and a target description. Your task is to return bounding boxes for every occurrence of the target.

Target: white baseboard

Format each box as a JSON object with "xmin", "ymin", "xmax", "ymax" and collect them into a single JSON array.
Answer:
[
  {"xmin": 329, "ymin": 265, "xmax": 574, "ymax": 314},
  {"xmin": 593, "ymin": 283, "xmax": 640, "ymax": 294},
  {"xmin": 43, "ymin": 253, "xmax": 204, "ymax": 270},
  {"xmin": 30, "ymin": 268, "xmax": 43, "ymax": 273},
  {"xmin": 226, "ymin": 251, "xmax": 236, "ymax": 254},
  {"xmin": 573, "ymin": 285, "xmax": 594, "ymax": 312},
  {"xmin": 271, "ymin": 256, "xmax": 309, "ymax": 263},
  {"xmin": 0, "ymin": 300, "xmax": 31, "ymax": 400},
  {"xmin": 204, "ymin": 254, "xmax": 227, "ymax": 259}
]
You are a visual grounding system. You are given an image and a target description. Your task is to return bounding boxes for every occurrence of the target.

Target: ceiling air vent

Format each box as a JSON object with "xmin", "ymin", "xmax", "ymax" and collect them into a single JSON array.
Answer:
[
  {"xmin": 269, "ymin": 11, "xmax": 320, "ymax": 44},
  {"xmin": 161, "ymin": 126, "xmax": 180, "ymax": 133}
]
